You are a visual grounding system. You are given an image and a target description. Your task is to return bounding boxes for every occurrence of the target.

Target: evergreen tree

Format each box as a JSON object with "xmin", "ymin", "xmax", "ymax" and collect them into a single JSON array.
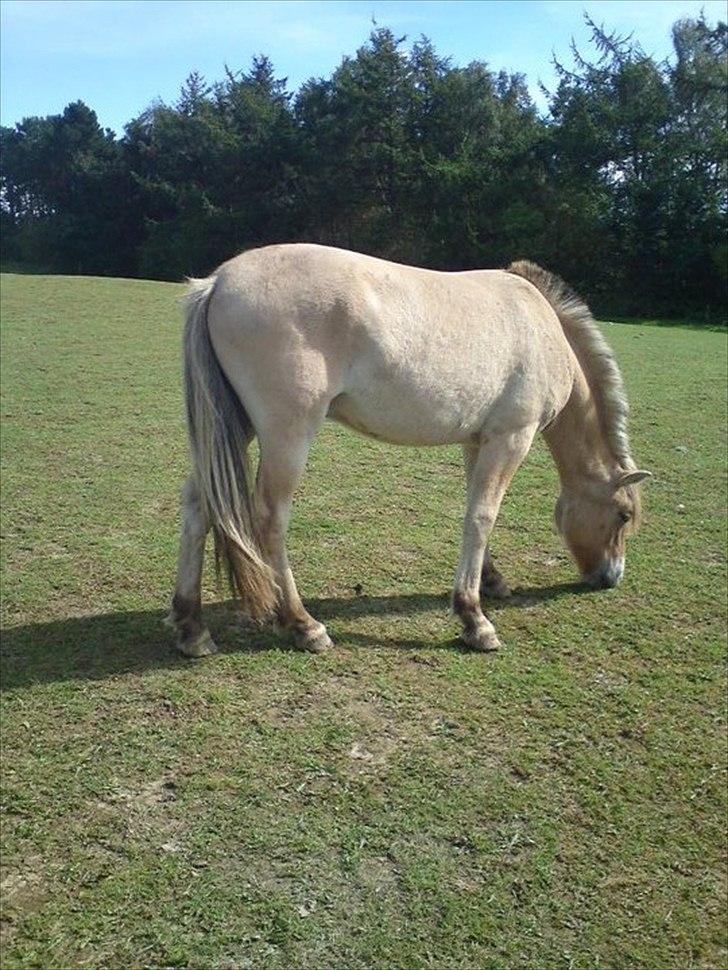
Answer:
[
  {"xmin": 1, "ymin": 102, "xmax": 138, "ymax": 275},
  {"xmin": 1, "ymin": 16, "xmax": 724, "ymax": 319}
]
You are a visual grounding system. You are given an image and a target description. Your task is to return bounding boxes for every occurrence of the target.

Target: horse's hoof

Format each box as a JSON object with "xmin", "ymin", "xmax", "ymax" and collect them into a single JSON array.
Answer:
[
  {"xmin": 295, "ymin": 624, "xmax": 332, "ymax": 654},
  {"xmin": 481, "ymin": 577, "xmax": 512, "ymax": 600},
  {"xmin": 178, "ymin": 629, "xmax": 218, "ymax": 658},
  {"xmin": 461, "ymin": 628, "xmax": 501, "ymax": 652}
]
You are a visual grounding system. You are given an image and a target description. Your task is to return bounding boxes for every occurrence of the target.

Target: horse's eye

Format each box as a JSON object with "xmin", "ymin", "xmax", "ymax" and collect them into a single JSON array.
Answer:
[{"xmin": 618, "ymin": 510, "xmax": 632, "ymax": 524}]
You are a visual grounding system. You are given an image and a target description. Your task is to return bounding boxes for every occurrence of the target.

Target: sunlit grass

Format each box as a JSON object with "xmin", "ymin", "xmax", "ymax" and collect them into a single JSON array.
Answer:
[{"xmin": 1, "ymin": 273, "xmax": 726, "ymax": 969}]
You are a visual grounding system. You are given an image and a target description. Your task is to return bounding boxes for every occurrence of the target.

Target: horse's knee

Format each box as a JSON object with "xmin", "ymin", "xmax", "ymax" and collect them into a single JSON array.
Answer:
[{"xmin": 469, "ymin": 508, "xmax": 496, "ymax": 541}]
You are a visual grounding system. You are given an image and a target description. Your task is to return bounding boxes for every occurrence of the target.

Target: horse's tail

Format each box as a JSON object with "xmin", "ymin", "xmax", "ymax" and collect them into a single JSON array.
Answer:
[
  {"xmin": 506, "ymin": 259, "xmax": 633, "ymax": 469},
  {"xmin": 183, "ymin": 276, "xmax": 278, "ymax": 620}
]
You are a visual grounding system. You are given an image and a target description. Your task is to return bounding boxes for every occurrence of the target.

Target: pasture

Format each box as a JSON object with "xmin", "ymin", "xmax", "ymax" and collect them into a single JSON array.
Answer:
[{"xmin": 1, "ymin": 272, "xmax": 726, "ymax": 969}]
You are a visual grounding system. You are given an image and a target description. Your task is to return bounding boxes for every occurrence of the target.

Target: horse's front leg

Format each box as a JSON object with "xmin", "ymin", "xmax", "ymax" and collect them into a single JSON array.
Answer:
[
  {"xmin": 455, "ymin": 429, "xmax": 536, "ymax": 651},
  {"xmin": 462, "ymin": 445, "xmax": 512, "ymax": 599},
  {"xmin": 167, "ymin": 475, "xmax": 217, "ymax": 657}
]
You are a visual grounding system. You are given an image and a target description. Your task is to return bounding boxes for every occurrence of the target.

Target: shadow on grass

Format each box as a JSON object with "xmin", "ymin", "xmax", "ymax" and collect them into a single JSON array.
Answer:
[{"xmin": 0, "ymin": 583, "xmax": 585, "ymax": 691}]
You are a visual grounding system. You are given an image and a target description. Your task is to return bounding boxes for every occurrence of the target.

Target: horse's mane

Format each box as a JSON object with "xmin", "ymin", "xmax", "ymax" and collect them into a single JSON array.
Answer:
[{"xmin": 507, "ymin": 260, "xmax": 634, "ymax": 472}]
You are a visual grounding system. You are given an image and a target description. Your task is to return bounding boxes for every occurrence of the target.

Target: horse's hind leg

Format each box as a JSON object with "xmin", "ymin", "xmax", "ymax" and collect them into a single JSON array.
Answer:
[
  {"xmin": 167, "ymin": 475, "xmax": 217, "ymax": 657},
  {"xmin": 256, "ymin": 422, "xmax": 331, "ymax": 653},
  {"xmin": 455, "ymin": 429, "xmax": 536, "ymax": 651},
  {"xmin": 463, "ymin": 445, "xmax": 512, "ymax": 599}
]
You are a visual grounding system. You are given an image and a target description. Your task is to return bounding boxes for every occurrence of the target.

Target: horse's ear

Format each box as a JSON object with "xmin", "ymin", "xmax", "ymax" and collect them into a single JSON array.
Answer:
[{"xmin": 616, "ymin": 470, "xmax": 652, "ymax": 489}]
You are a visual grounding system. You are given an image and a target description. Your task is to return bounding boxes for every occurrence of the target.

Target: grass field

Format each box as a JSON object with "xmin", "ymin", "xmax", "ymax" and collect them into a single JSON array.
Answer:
[{"xmin": 1, "ymin": 272, "xmax": 726, "ymax": 970}]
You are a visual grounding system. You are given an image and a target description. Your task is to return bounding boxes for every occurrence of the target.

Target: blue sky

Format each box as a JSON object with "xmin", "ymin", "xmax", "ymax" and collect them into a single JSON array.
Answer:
[{"xmin": 1, "ymin": 0, "xmax": 725, "ymax": 133}]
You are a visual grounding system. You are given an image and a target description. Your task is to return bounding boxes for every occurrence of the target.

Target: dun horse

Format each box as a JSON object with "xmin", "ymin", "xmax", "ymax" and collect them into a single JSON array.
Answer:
[{"xmin": 167, "ymin": 244, "xmax": 650, "ymax": 657}]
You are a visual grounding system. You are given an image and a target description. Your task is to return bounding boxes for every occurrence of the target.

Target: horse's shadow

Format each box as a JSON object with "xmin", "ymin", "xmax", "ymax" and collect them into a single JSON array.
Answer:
[{"xmin": 0, "ymin": 583, "xmax": 585, "ymax": 692}]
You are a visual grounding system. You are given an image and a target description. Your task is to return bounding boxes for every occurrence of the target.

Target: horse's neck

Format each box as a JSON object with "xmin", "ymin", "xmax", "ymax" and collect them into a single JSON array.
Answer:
[{"xmin": 544, "ymin": 370, "xmax": 617, "ymax": 487}]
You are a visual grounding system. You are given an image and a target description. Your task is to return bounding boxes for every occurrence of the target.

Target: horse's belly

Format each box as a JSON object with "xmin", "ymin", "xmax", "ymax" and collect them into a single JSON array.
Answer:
[
  {"xmin": 327, "ymin": 391, "xmax": 471, "ymax": 445},
  {"xmin": 327, "ymin": 371, "xmax": 538, "ymax": 446}
]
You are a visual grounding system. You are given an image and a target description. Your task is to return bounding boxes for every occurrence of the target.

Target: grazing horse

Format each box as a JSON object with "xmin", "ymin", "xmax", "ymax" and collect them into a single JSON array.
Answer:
[{"xmin": 167, "ymin": 244, "xmax": 650, "ymax": 657}]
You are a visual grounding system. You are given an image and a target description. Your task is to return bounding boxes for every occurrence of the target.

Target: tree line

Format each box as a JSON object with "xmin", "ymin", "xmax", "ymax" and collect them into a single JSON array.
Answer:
[{"xmin": 1, "ymin": 16, "xmax": 726, "ymax": 320}]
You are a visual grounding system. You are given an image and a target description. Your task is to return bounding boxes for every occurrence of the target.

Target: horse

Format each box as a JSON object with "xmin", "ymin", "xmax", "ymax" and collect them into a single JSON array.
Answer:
[{"xmin": 167, "ymin": 244, "xmax": 650, "ymax": 657}]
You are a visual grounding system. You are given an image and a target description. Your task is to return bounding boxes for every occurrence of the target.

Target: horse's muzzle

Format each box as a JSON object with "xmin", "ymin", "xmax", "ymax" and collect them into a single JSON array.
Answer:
[{"xmin": 585, "ymin": 558, "xmax": 625, "ymax": 589}]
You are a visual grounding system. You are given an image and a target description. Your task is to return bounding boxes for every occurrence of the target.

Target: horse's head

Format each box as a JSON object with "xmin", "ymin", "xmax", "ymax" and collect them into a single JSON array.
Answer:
[{"xmin": 555, "ymin": 469, "xmax": 651, "ymax": 588}]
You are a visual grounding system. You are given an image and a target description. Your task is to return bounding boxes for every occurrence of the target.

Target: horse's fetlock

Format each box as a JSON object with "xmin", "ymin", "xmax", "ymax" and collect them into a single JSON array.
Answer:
[
  {"xmin": 170, "ymin": 593, "xmax": 200, "ymax": 623},
  {"xmin": 453, "ymin": 589, "xmax": 480, "ymax": 617}
]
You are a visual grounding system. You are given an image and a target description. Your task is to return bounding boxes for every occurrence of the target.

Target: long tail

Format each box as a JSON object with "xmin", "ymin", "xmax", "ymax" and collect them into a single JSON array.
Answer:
[
  {"xmin": 506, "ymin": 259, "xmax": 633, "ymax": 470},
  {"xmin": 183, "ymin": 276, "xmax": 278, "ymax": 620}
]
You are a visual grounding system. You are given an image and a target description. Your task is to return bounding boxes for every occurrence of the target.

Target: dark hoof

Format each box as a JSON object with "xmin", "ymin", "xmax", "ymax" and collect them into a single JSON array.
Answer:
[
  {"xmin": 461, "ymin": 627, "xmax": 501, "ymax": 652},
  {"xmin": 294, "ymin": 623, "xmax": 332, "ymax": 654}
]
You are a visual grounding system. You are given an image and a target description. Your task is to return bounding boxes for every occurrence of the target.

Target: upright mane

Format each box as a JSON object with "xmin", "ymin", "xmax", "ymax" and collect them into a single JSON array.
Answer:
[{"xmin": 507, "ymin": 260, "xmax": 634, "ymax": 471}]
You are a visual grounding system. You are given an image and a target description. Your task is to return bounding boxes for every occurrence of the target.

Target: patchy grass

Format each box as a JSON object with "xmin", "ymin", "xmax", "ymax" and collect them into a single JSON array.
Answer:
[{"xmin": 1, "ymin": 272, "xmax": 726, "ymax": 970}]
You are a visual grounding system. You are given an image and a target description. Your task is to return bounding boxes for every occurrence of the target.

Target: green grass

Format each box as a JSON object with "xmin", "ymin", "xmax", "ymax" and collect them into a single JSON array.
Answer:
[
  {"xmin": 606, "ymin": 315, "xmax": 726, "ymax": 332},
  {"xmin": 1, "ymin": 272, "xmax": 726, "ymax": 970}
]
